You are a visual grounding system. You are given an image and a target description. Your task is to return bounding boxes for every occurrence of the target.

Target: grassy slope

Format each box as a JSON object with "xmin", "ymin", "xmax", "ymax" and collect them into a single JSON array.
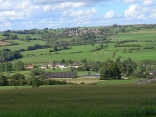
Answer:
[
  {"xmin": 0, "ymin": 84, "xmax": 156, "ymax": 117},
  {"xmin": 0, "ymin": 40, "xmax": 46, "ymax": 51},
  {"xmin": 0, "ymin": 29, "xmax": 156, "ymax": 63}
]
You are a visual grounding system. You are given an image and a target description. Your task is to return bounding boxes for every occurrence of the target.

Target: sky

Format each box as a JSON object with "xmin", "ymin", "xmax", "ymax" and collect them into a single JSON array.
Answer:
[{"xmin": 0, "ymin": 0, "xmax": 156, "ymax": 31}]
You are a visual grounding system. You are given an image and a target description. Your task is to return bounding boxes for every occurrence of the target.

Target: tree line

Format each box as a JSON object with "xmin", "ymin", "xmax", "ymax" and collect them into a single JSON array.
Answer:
[
  {"xmin": 0, "ymin": 73, "xmax": 67, "ymax": 87},
  {"xmin": 0, "ymin": 49, "xmax": 23, "ymax": 62}
]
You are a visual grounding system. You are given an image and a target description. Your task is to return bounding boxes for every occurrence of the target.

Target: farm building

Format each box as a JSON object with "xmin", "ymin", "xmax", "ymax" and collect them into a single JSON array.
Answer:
[
  {"xmin": 81, "ymin": 74, "xmax": 100, "ymax": 78},
  {"xmin": 40, "ymin": 64, "xmax": 47, "ymax": 69},
  {"xmin": 44, "ymin": 72, "xmax": 77, "ymax": 78},
  {"xmin": 24, "ymin": 64, "xmax": 34, "ymax": 69}
]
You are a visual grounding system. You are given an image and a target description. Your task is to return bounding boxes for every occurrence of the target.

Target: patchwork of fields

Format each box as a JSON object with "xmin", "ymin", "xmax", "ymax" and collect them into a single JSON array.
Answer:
[{"xmin": 0, "ymin": 26, "xmax": 156, "ymax": 117}]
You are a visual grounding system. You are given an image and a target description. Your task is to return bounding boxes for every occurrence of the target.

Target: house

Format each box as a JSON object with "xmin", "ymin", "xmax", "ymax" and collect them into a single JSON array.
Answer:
[
  {"xmin": 40, "ymin": 64, "xmax": 47, "ymax": 69},
  {"xmin": 43, "ymin": 72, "xmax": 77, "ymax": 78},
  {"xmin": 24, "ymin": 64, "xmax": 34, "ymax": 69},
  {"xmin": 55, "ymin": 62, "xmax": 68, "ymax": 69},
  {"xmin": 48, "ymin": 62, "xmax": 53, "ymax": 68},
  {"xmin": 69, "ymin": 62, "xmax": 79, "ymax": 68}
]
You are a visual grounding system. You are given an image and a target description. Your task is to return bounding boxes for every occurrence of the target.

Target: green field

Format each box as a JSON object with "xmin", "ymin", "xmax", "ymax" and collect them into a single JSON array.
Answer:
[
  {"xmin": 0, "ymin": 28, "xmax": 156, "ymax": 63},
  {"xmin": 0, "ymin": 84, "xmax": 156, "ymax": 117},
  {"xmin": 0, "ymin": 40, "xmax": 46, "ymax": 51}
]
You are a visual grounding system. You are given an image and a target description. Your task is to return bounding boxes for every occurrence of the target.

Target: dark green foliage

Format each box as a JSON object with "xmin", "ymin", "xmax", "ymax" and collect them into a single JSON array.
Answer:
[
  {"xmin": 91, "ymin": 63, "xmax": 99, "ymax": 72},
  {"xmin": 100, "ymin": 62, "xmax": 121, "ymax": 79},
  {"xmin": 32, "ymin": 77, "xmax": 41, "ymax": 88},
  {"xmin": 26, "ymin": 44, "xmax": 50, "ymax": 51},
  {"xmin": 11, "ymin": 73, "xmax": 25, "ymax": 80},
  {"xmin": 0, "ymin": 49, "xmax": 23, "ymax": 62},
  {"xmin": 14, "ymin": 60, "xmax": 25, "ymax": 71},
  {"xmin": 0, "ymin": 74, "xmax": 8, "ymax": 86},
  {"xmin": 4, "ymin": 62, "xmax": 13, "ymax": 72},
  {"xmin": 30, "ymin": 68, "xmax": 45, "ymax": 76},
  {"xmin": 9, "ymin": 73, "xmax": 26, "ymax": 86},
  {"xmin": 0, "ymin": 63, "xmax": 4, "ymax": 73},
  {"xmin": 43, "ymin": 79, "xmax": 66, "ymax": 85}
]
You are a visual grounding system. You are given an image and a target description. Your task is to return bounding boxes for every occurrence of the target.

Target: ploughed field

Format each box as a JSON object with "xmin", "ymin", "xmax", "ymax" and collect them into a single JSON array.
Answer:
[{"xmin": 0, "ymin": 84, "xmax": 156, "ymax": 117}]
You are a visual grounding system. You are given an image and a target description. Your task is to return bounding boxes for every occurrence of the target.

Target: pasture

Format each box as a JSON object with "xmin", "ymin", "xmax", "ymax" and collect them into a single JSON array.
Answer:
[
  {"xmin": 0, "ymin": 84, "xmax": 156, "ymax": 117},
  {"xmin": 0, "ymin": 28, "xmax": 156, "ymax": 63},
  {"xmin": 19, "ymin": 41, "xmax": 156, "ymax": 63},
  {"xmin": 0, "ymin": 40, "xmax": 46, "ymax": 51}
]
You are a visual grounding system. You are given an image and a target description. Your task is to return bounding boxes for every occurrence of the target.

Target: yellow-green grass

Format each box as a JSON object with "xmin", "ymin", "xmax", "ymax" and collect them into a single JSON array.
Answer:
[
  {"xmin": 3, "ymin": 70, "xmax": 31, "ymax": 78},
  {"xmin": 115, "ymin": 33, "xmax": 156, "ymax": 41},
  {"xmin": 19, "ymin": 41, "xmax": 156, "ymax": 63},
  {"xmin": 0, "ymin": 40, "xmax": 46, "ymax": 51},
  {"xmin": 0, "ymin": 84, "xmax": 156, "ymax": 117},
  {"xmin": 7, "ymin": 32, "xmax": 41, "ymax": 39}
]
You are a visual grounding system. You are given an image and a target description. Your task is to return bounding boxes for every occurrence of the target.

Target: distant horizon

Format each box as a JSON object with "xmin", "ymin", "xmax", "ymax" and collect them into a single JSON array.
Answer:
[
  {"xmin": 0, "ymin": 0, "xmax": 156, "ymax": 31},
  {"xmin": 0, "ymin": 23, "xmax": 155, "ymax": 32}
]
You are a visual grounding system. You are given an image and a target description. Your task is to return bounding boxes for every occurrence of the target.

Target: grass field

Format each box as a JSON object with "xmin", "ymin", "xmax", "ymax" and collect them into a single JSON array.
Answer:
[
  {"xmin": 19, "ymin": 42, "xmax": 156, "ymax": 63},
  {"xmin": 0, "ymin": 29, "xmax": 156, "ymax": 63},
  {"xmin": 0, "ymin": 40, "xmax": 46, "ymax": 51},
  {"xmin": 0, "ymin": 84, "xmax": 156, "ymax": 117}
]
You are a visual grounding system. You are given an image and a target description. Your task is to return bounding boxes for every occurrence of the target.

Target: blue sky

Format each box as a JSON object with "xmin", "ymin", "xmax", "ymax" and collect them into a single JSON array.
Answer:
[{"xmin": 0, "ymin": 0, "xmax": 156, "ymax": 31}]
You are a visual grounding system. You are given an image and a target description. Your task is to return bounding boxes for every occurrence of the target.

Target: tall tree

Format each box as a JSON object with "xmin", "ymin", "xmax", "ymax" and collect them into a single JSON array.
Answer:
[
  {"xmin": 14, "ymin": 61, "xmax": 24, "ymax": 71},
  {"xmin": 5, "ymin": 62, "xmax": 12, "ymax": 72},
  {"xmin": 0, "ymin": 74, "xmax": 8, "ymax": 86}
]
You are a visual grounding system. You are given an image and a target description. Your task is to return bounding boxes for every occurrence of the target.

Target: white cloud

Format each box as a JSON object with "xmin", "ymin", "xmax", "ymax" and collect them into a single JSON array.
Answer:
[
  {"xmin": 0, "ymin": 0, "xmax": 31, "ymax": 10},
  {"xmin": 42, "ymin": 2, "xmax": 86, "ymax": 11},
  {"xmin": 104, "ymin": 10, "xmax": 114, "ymax": 18},
  {"xmin": 137, "ymin": 14, "xmax": 146, "ymax": 19},
  {"xmin": 2, "ymin": 11, "xmax": 25, "ymax": 19},
  {"xmin": 125, "ymin": 4, "xmax": 140, "ymax": 17},
  {"xmin": 63, "ymin": 8, "xmax": 97, "ymax": 18},
  {"xmin": 0, "ymin": 0, "xmax": 156, "ymax": 30},
  {"xmin": 43, "ymin": 5, "xmax": 51, "ymax": 11},
  {"xmin": 144, "ymin": 0, "xmax": 153, "ymax": 6}
]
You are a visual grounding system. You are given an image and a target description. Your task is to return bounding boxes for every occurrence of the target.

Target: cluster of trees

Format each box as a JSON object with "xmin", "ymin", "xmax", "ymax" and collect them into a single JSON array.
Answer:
[
  {"xmin": 137, "ymin": 60, "xmax": 156, "ymax": 78},
  {"xmin": 115, "ymin": 44, "xmax": 142, "ymax": 48},
  {"xmin": 90, "ymin": 43, "xmax": 108, "ymax": 52},
  {"xmin": 0, "ymin": 49, "xmax": 23, "ymax": 62},
  {"xmin": 122, "ymin": 48, "xmax": 140, "ymax": 53},
  {"xmin": 100, "ymin": 58, "xmax": 137, "ymax": 79},
  {"xmin": 143, "ymin": 47, "xmax": 155, "ymax": 49},
  {"xmin": 4, "ymin": 34, "xmax": 19, "ymax": 40},
  {"xmin": 116, "ymin": 40, "xmax": 138, "ymax": 45},
  {"xmin": 0, "ymin": 61, "xmax": 24, "ymax": 72},
  {"xmin": 0, "ymin": 73, "xmax": 67, "ymax": 87},
  {"xmin": 100, "ymin": 62, "xmax": 121, "ymax": 79},
  {"xmin": 27, "ymin": 44, "xmax": 51, "ymax": 51}
]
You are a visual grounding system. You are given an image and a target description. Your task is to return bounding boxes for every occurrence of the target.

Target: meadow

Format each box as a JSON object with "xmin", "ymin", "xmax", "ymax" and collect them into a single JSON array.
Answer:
[
  {"xmin": 0, "ymin": 28, "xmax": 156, "ymax": 63},
  {"xmin": 0, "ymin": 84, "xmax": 156, "ymax": 117},
  {"xmin": 0, "ymin": 40, "xmax": 46, "ymax": 51}
]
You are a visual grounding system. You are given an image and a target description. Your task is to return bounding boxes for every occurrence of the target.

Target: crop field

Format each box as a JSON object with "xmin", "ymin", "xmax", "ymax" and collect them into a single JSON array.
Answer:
[
  {"xmin": 0, "ymin": 41, "xmax": 11, "ymax": 46},
  {"xmin": 0, "ymin": 84, "xmax": 156, "ymax": 117}
]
